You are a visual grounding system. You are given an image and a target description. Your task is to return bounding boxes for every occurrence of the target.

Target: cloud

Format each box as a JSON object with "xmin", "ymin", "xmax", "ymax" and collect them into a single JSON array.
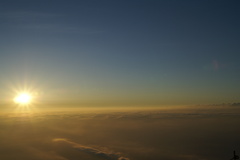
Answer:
[
  {"xmin": 53, "ymin": 138, "xmax": 130, "ymax": 160},
  {"xmin": 1, "ymin": 108, "xmax": 240, "ymax": 160},
  {"xmin": 231, "ymin": 103, "xmax": 240, "ymax": 107}
]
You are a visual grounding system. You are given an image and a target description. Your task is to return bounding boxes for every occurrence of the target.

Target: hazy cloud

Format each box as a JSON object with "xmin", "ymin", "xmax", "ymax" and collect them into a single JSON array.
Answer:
[{"xmin": 53, "ymin": 138, "xmax": 130, "ymax": 160}]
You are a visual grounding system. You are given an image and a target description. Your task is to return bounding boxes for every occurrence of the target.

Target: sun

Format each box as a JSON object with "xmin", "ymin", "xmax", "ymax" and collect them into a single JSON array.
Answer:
[{"xmin": 14, "ymin": 93, "xmax": 32, "ymax": 105}]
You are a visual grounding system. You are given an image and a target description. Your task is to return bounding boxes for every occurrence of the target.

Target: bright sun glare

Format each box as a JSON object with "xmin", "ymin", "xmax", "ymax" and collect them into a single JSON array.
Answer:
[{"xmin": 14, "ymin": 93, "xmax": 32, "ymax": 105}]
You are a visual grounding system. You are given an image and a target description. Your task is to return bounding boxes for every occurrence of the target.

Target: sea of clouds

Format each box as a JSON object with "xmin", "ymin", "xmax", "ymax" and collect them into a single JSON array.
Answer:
[{"xmin": 0, "ymin": 106, "xmax": 240, "ymax": 160}]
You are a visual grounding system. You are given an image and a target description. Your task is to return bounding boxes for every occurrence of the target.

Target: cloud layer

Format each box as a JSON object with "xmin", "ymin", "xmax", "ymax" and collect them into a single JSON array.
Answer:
[{"xmin": 0, "ymin": 107, "xmax": 240, "ymax": 160}]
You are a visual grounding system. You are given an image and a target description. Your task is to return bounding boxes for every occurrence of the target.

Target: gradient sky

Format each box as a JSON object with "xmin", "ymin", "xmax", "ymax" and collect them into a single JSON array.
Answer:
[{"xmin": 0, "ymin": 0, "xmax": 240, "ymax": 106}]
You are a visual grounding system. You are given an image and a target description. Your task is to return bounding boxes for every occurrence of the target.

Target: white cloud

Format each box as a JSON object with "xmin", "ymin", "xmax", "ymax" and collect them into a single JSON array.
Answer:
[{"xmin": 53, "ymin": 138, "xmax": 130, "ymax": 160}]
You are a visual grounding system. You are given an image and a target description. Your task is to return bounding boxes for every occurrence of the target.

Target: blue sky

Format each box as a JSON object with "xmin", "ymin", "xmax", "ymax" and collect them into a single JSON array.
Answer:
[{"xmin": 0, "ymin": 0, "xmax": 240, "ymax": 106}]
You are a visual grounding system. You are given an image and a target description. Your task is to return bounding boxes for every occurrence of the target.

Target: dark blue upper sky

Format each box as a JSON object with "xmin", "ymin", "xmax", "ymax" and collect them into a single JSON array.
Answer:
[{"xmin": 0, "ymin": 0, "xmax": 240, "ymax": 106}]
